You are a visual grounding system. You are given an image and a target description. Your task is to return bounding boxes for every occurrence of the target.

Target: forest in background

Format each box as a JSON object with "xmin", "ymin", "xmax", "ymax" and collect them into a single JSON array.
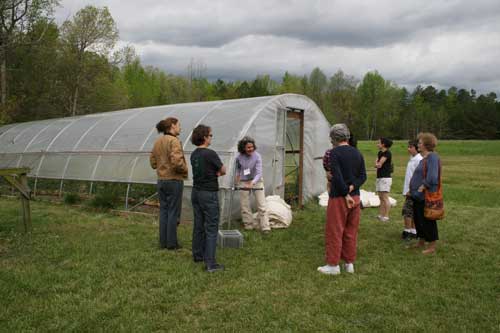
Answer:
[{"xmin": 1, "ymin": 2, "xmax": 499, "ymax": 139}]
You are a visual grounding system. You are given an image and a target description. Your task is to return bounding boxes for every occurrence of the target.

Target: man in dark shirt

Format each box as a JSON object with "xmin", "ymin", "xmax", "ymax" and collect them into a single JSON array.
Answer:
[
  {"xmin": 318, "ymin": 123, "xmax": 367, "ymax": 275},
  {"xmin": 190, "ymin": 124, "xmax": 226, "ymax": 272}
]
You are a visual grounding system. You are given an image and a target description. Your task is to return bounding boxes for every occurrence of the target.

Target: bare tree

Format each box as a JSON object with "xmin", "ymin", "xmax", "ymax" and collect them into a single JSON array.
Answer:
[
  {"xmin": 60, "ymin": 5, "xmax": 118, "ymax": 116},
  {"xmin": 186, "ymin": 58, "xmax": 206, "ymax": 83},
  {"xmin": 186, "ymin": 58, "xmax": 207, "ymax": 101},
  {"xmin": 328, "ymin": 69, "xmax": 359, "ymax": 125},
  {"xmin": 111, "ymin": 44, "xmax": 137, "ymax": 67}
]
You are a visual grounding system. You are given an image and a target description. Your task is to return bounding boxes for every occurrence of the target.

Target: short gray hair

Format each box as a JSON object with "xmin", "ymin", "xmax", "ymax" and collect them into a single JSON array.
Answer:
[{"xmin": 330, "ymin": 123, "xmax": 350, "ymax": 143}]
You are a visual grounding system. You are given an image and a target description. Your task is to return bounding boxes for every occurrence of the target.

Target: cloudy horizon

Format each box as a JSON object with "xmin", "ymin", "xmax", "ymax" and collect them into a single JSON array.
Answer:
[{"xmin": 55, "ymin": 0, "xmax": 500, "ymax": 96}]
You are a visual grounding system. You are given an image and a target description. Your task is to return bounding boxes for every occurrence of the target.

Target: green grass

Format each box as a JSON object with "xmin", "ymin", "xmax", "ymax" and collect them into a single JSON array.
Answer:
[{"xmin": 1, "ymin": 141, "xmax": 500, "ymax": 331}]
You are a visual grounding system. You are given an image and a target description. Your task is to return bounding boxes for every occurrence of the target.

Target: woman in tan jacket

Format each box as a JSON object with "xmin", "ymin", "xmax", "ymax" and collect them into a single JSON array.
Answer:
[{"xmin": 150, "ymin": 117, "xmax": 188, "ymax": 250}]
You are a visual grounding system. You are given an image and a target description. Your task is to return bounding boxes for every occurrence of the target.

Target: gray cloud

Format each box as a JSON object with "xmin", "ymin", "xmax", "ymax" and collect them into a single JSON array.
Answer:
[
  {"xmin": 56, "ymin": 0, "xmax": 500, "ymax": 95},
  {"xmin": 121, "ymin": 1, "xmax": 500, "ymax": 49},
  {"xmin": 57, "ymin": 0, "xmax": 500, "ymax": 48}
]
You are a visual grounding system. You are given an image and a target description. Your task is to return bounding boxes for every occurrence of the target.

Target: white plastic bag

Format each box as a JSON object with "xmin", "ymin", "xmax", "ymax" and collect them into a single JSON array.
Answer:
[{"xmin": 318, "ymin": 189, "xmax": 397, "ymax": 208}]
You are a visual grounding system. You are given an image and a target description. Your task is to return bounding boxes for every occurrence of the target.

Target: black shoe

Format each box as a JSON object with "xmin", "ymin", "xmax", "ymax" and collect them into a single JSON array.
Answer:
[
  {"xmin": 166, "ymin": 244, "xmax": 182, "ymax": 251},
  {"xmin": 401, "ymin": 231, "xmax": 410, "ymax": 240},
  {"xmin": 409, "ymin": 233, "xmax": 418, "ymax": 240},
  {"xmin": 193, "ymin": 257, "xmax": 204, "ymax": 263},
  {"xmin": 205, "ymin": 263, "xmax": 225, "ymax": 273}
]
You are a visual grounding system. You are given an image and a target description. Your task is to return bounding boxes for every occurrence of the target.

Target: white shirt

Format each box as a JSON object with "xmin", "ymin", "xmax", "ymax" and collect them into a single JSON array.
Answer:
[{"xmin": 403, "ymin": 153, "xmax": 423, "ymax": 195}]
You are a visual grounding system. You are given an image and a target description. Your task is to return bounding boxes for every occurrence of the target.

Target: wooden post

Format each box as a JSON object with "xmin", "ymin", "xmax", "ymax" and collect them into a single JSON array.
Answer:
[
  {"xmin": 298, "ymin": 110, "xmax": 304, "ymax": 209},
  {"xmin": 0, "ymin": 168, "xmax": 32, "ymax": 233},
  {"xmin": 286, "ymin": 109, "xmax": 305, "ymax": 208}
]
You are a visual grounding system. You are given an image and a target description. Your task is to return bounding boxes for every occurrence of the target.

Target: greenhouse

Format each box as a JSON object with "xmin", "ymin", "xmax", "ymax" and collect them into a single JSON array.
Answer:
[{"xmin": 0, "ymin": 94, "xmax": 331, "ymax": 223}]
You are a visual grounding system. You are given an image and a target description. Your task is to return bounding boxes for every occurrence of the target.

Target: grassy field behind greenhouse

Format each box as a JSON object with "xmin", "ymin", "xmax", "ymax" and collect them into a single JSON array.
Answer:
[{"xmin": 1, "ymin": 140, "xmax": 499, "ymax": 331}]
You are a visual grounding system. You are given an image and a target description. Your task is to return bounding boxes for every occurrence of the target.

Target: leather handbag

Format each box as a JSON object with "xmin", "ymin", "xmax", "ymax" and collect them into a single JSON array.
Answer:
[{"xmin": 423, "ymin": 156, "xmax": 445, "ymax": 220}]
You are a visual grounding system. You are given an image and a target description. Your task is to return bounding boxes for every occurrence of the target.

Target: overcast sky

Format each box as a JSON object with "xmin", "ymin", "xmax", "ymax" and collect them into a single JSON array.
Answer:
[{"xmin": 55, "ymin": 0, "xmax": 500, "ymax": 95}]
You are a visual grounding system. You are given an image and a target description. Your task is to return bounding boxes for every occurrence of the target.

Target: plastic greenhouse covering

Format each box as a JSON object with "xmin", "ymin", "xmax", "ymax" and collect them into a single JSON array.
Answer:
[{"xmin": 0, "ymin": 94, "xmax": 331, "ymax": 221}]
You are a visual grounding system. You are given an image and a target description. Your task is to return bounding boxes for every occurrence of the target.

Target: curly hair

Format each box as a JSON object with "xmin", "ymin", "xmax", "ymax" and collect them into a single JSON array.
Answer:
[
  {"xmin": 417, "ymin": 132, "xmax": 438, "ymax": 151},
  {"xmin": 237, "ymin": 136, "xmax": 257, "ymax": 154},
  {"xmin": 191, "ymin": 124, "xmax": 211, "ymax": 146}
]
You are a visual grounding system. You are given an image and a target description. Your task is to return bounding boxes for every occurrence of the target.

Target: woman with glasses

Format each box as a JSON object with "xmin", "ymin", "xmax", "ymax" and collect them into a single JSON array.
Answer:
[
  {"xmin": 409, "ymin": 132, "xmax": 442, "ymax": 254},
  {"xmin": 190, "ymin": 125, "xmax": 226, "ymax": 272}
]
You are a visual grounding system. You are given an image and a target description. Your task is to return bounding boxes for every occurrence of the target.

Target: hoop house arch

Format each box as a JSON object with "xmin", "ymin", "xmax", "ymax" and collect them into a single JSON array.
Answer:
[{"xmin": 0, "ymin": 94, "xmax": 331, "ymax": 223}]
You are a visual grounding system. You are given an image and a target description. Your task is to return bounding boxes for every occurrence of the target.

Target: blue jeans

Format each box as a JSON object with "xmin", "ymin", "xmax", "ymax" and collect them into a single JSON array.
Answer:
[
  {"xmin": 157, "ymin": 179, "xmax": 183, "ymax": 248},
  {"xmin": 191, "ymin": 188, "xmax": 220, "ymax": 267}
]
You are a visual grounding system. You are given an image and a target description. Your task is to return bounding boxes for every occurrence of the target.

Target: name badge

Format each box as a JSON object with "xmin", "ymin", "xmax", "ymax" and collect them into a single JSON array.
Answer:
[{"xmin": 243, "ymin": 168, "xmax": 251, "ymax": 176}]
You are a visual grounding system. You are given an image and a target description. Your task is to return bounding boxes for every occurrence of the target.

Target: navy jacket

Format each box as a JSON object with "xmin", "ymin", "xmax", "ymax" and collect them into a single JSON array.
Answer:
[{"xmin": 329, "ymin": 145, "xmax": 367, "ymax": 198}]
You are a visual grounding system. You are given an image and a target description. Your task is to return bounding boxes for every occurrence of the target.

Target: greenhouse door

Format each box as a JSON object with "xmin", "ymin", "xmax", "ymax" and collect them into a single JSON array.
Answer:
[{"xmin": 284, "ymin": 108, "xmax": 304, "ymax": 208}]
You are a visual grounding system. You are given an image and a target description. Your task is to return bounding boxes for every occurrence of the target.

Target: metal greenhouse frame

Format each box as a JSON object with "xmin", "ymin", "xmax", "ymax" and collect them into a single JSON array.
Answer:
[{"xmin": 0, "ymin": 94, "xmax": 331, "ymax": 223}]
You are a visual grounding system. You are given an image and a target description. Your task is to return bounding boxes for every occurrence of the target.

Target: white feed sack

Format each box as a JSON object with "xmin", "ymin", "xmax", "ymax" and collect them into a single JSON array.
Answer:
[
  {"xmin": 253, "ymin": 195, "xmax": 293, "ymax": 228},
  {"xmin": 318, "ymin": 189, "xmax": 397, "ymax": 208}
]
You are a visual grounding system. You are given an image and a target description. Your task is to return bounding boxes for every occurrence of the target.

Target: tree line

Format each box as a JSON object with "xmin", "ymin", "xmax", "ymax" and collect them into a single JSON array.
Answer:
[{"xmin": 1, "ymin": 2, "xmax": 499, "ymax": 139}]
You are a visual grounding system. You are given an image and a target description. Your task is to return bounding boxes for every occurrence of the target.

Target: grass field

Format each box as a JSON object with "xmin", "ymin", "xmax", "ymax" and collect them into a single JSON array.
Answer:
[{"xmin": 1, "ymin": 140, "xmax": 499, "ymax": 331}]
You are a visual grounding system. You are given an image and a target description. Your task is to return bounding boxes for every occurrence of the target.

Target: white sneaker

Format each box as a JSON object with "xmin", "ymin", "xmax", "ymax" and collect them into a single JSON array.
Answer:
[
  {"xmin": 317, "ymin": 265, "xmax": 340, "ymax": 275},
  {"xmin": 377, "ymin": 216, "xmax": 390, "ymax": 222},
  {"xmin": 344, "ymin": 263, "xmax": 355, "ymax": 273}
]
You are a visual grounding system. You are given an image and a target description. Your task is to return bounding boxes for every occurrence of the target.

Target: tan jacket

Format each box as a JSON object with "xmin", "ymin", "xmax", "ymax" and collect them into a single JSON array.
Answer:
[{"xmin": 150, "ymin": 134, "xmax": 188, "ymax": 180}]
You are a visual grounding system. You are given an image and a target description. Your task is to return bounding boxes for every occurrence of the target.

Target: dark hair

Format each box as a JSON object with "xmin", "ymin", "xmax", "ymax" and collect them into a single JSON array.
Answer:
[
  {"xmin": 348, "ymin": 133, "xmax": 357, "ymax": 148},
  {"xmin": 408, "ymin": 139, "xmax": 419, "ymax": 151},
  {"xmin": 191, "ymin": 124, "xmax": 211, "ymax": 146},
  {"xmin": 379, "ymin": 137, "xmax": 393, "ymax": 148},
  {"xmin": 237, "ymin": 136, "xmax": 257, "ymax": 154},
  {"xmin": 156, "ymin": 117, "xmax": 178, "ymax": 134}
]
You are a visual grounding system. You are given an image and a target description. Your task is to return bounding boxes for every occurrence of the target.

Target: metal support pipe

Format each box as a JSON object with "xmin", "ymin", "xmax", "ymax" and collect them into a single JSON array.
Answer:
[
  {"xmin": 127, "ymin": 192, "xmax": 158, "ymax": 211},
  {"xmin": 33, "ymin": 177, "xmax": 38, "ymax": 198},
  {"xmin": 59, "ymin": 179, "xmax": 64, "ymax": 197},
  {"xmin": 125, "ymin": 183, "xmax": 131, "ymax": 210}
]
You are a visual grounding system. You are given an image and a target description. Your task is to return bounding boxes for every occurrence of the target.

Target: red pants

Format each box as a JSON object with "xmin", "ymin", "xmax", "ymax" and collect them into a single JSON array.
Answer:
[{"xmin": 325, "ymin": 196, "xmax": 361, "ymax": 265}]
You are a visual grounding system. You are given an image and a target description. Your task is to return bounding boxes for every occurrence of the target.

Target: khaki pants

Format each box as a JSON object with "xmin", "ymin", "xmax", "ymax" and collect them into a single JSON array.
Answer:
[{"xmin": 239, "ymin": 180, "xmax": 270, "ymax": 231}]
